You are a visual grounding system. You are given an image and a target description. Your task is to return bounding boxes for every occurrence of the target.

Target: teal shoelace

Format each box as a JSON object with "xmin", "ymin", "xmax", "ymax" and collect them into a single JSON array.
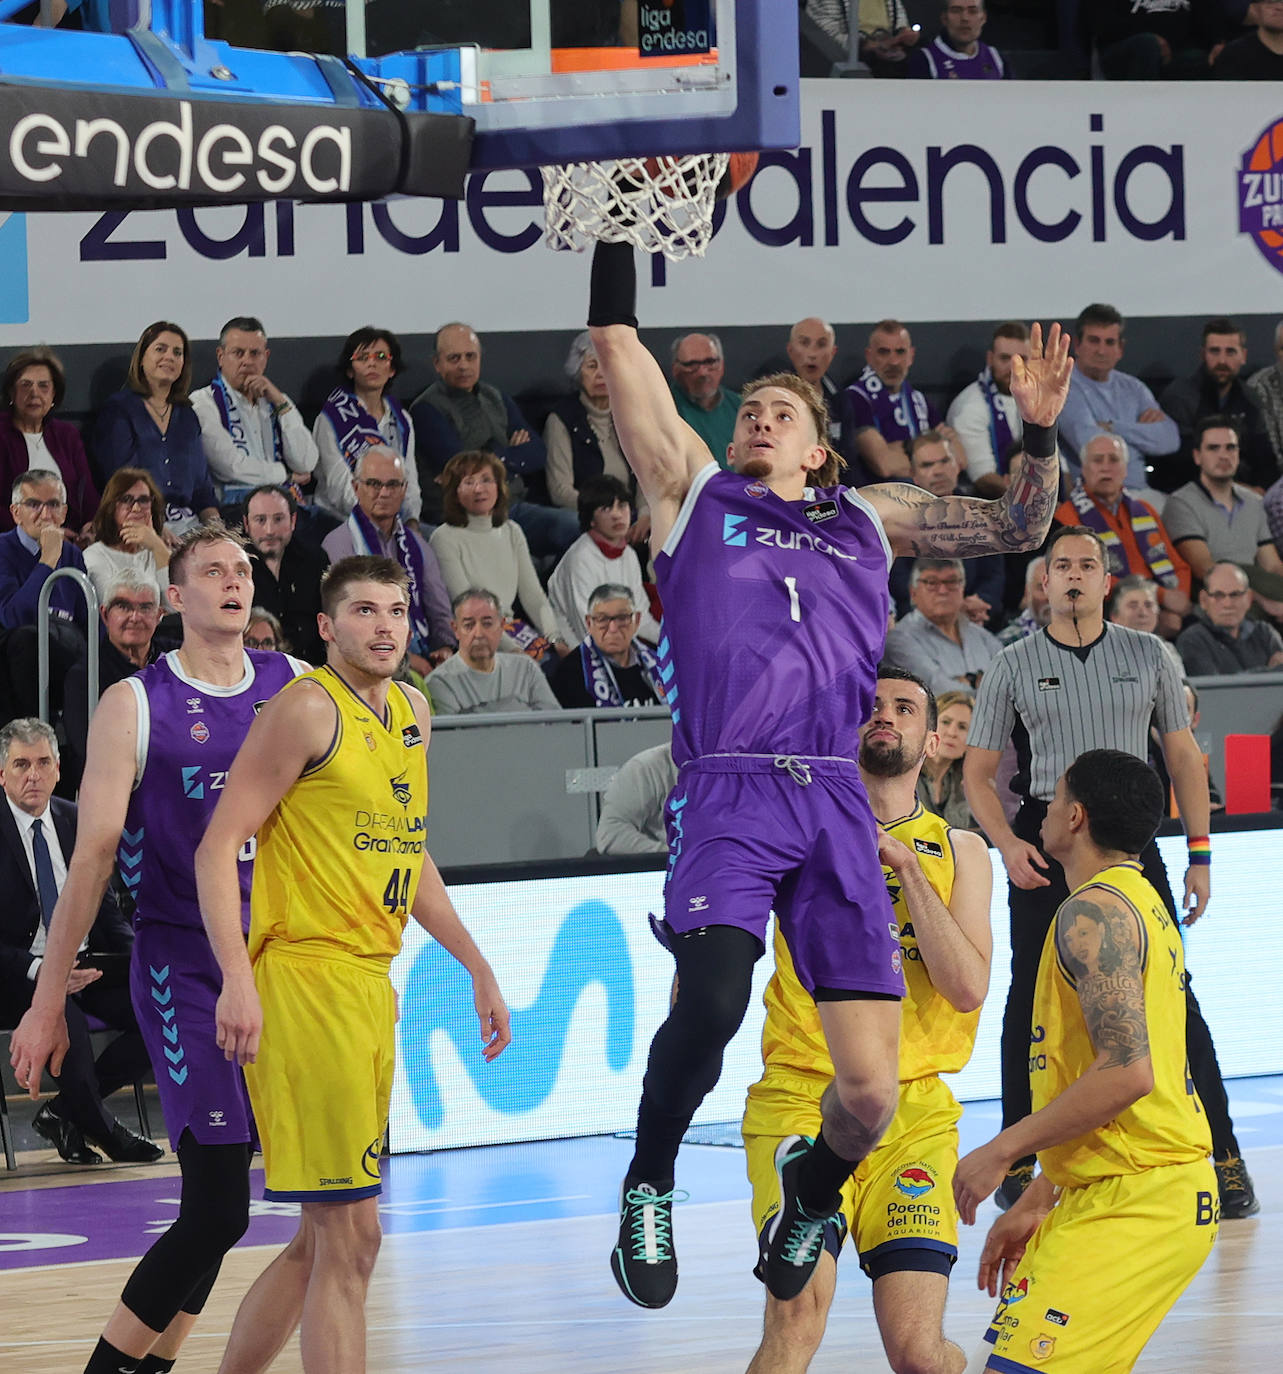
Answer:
[{"xmin": 622, "ymin": 1185, "xmax": 688, "ymax": 1262}]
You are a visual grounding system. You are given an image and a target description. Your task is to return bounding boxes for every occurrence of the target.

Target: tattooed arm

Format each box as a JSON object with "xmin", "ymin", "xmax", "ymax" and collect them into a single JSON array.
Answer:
[
  {"xmin": 953, "ymin": 887, "xmax": 1153, "ymax": 1223},
  {"xmin": 866, "ymin": 322, "xmax": 1073, "ymax": 559}
]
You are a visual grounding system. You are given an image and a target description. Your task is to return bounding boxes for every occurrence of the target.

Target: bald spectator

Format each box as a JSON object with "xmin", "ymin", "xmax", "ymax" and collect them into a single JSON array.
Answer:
[
  {"xmin": 243, "ymin": 485, "xmax": 328, "ymax": 663},
  {"xmin": 321, "ymin": 447, "xmax": 455, "ymax": 673},
  {"xmin": 907, "ymin": 1, "xmax": 1010, "ymax": 78},
  {"xmin": 786, "ymin": 318, "xmax": 841, "ymax": 417},
  {"xmin": 427, "ymin": 589, "xmax": 560, "ymax": 715},
  {"xmin": 1059, "ymin": 302, "xmax": 1178, "ymax": 503},
  {"xmin": 1160, "ymin": 318, "xmax": 1274, "ymax": 489},
  {"xmin": 883, "ymin": 557, "xmax": 1002, "ymax": 695},
  {"xmin": 669, "ymin": 332, "xmax": 740, "ymax": 467},
  {"xmin": 595, "ymin": 743, "xmax": 678, "ymax": 855},
  {"xmin": 550, "ymin": 584, "xmax": 666, "ymax": 709},
  {"xmin": 888, "ymin": 432, "xmax": 1003, "ymax": 625},
  {"xmin": 412, "ymin": 321, "xmax": 576, "ymax": 555},
  {"xmin": 998, "ymin": 556, "xmax": 1050, "ymax": 645},
  {"xmin": 1177, "ymin": 561, "xmax": 1283, "ymax": 675},
  {"xmin": 1054, "ymin": 433, "xmax": 1191, "ymax": 631},
  {"xmin": 1247, "ymin": 319, "xmax": 1283, "ymax": 471},
  {"xmin": 839, "ymin": 320, "xmax": 950, "ymax": 484},
  {"xmin": 1161, "ymin": 417, "xmax": 1283, "ymax": 585},
  {"xmin": 947, "ymin": 322, "xmax": 1031, "ymax": 498}
]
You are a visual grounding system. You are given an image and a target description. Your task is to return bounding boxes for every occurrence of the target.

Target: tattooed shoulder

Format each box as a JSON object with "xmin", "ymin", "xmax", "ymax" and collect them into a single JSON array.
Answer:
[{"xmin": 1056, "ymin": 890, "xmax": 1150, "ymax": 1070}]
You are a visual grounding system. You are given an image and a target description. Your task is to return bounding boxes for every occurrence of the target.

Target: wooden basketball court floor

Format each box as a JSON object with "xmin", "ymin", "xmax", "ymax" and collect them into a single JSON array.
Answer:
[{"xmin": 3, "ymin": 1077, "xmax": 1280, "ymax": 1373}]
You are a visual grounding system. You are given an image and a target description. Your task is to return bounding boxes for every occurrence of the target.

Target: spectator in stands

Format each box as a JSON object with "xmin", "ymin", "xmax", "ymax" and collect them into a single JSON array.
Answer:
[
  {"xmin": 1161, "ymin": 318, "xmax": 1274, "ymax": 489},
  {"xmin": 322, "ymin": 448, "xmax": 455, "ymax": 674},
  {"xmin": 1247, "ymin": 319, "xmax": 1283, "ymax": 471},
  {"xmin": 544, "ymin": 331, "xmax": 635, "ymax": 517},
  {"xmin": 669, "ymin": 332, "xmax": 740, "ymax": 469},
  {"xmin": 427, "ymin": 589, "xmax": 560, "ymax": 715},
  {"xmin": 191, "ymin": 315, "xmax": 318, "ymax": 507},
  {"xmin": 839, "ymin": 320, "xmax": 948, "ymax": 483},
  {"xmin": 1054, "ymin": 433, "xmax": 1192, "ymax": 630},
  {"xmin": 550, "ymin": 584, "xmax": 666, "ymax": 710},
  {"xmin": 430, "ymin": 450, "xmax": 573, "ymax": 659},
  {"xmin": 907, "ymin": 1, "xmax": 1009, "ymax": 78},
  {"xmin": 413, "ymin": 322, "xmax": 576, "ymax": 554},
  {"xmin": 244, "ymin": 608, "xmax": 288, "ymax": 654},
  {"xmin": 242, "ymin": 484, "xmax": 327, "ymax": 663},
  {"xmin": 547, "ymin": 475, "xmax": 661, "ymax": 643},
  {"xmin": 916, "ymin": 689, "xmax": 978, "ymax": 830},
  {"xmin": 888, "ymin": 432, "xmax": 1003, "ymax": 624},
  {"xmin": 1108, "ymin": 574, "xmax": 1185, "ymax": 673},
  {"xmin": 82, "ymin": 468, "xmax": 171, "ymax": 602},
  {"xmin": 786, "ymin": 317, "xmax": 842, "ymax": 419},
  {"xmin": 93, "ymin": 322, "xmax": 217, "ymax": 534},
  {"xmin": 313, "ymin": 326, "xmax": 421, "ymax": 527},
  {"xmin": 1059, "ymin": 303, "xmax": 1179, "ymax": 503},
  {"xmin": 883, "ymin": 557, "xmax": 1001, "ymax": 695},
  {"xmin": 0, "ymin": 718, "xmax": 161, "ymax": 1165},
  {"xmin": 1088, "ymin": 0, "xmax": 1225, "ymax": 78},
  {"xmin": 1177, "ymin": 561, "xmax": 1283, "ymax": 674},
  {"xmin": 946, "ymin": 321, "xmax": 1030, "ymax": 498},
  {"xmin": 595, "ymin": 742, "xmax": 678, "ymax": 856},
  {"xmin": 806, "ymin": 0, "xmax": 921, "ymax": 76},
  {"xmin": 1214, "ymin": 0, "xmax": 1283, "ymax": 77},
  {"xmin": 998, "ymin": 556, "xmax": 1051, "ymax": 645},
  {"xmin": 61, "ymin": 574, "xmax": 165, "ymax": 790},
  {"xmin": 1161, "ymin": 417, "xmax": 1283, "ymax": 584},
  {"xmin": 1266, "ymin": 469, "xmax": 1283, "ymax": 552},
  {"xmin": 0, "ymin": 347, "xmax": 98, "ymax": 538}
]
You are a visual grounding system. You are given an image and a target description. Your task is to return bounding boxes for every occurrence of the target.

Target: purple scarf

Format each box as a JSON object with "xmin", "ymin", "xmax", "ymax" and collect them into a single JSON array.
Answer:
[
  {"xmin": 579, "ymin": 636, "xmax": 665, "ymax": 707},
  {"xmin": 320, "ymin": 387, "xmax": 410, "ymax": 474},
  {"xmin": 345, "ymin": 505, "xmax": 430, "ymax": 646},
  {"xmin": 978, "ymin": 367, "xmax": 1016, "ymax": 474}
]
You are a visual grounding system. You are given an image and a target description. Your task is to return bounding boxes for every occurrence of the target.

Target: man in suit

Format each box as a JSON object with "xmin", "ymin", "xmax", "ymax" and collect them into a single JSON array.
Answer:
[{"xmin": 0, "ymin": 717, "xmax": 160, "ymax": 1165}]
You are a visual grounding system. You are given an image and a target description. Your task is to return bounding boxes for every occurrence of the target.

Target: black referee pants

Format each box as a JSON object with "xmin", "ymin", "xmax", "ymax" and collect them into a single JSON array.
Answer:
[{"xmin": 1000, "ymin": 801, "xmax": 1240, "ymax": 1165}]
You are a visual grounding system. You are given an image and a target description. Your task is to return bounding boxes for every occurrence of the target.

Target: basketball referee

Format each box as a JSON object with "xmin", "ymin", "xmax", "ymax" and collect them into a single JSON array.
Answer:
[{"xmin": 963, "ymin": 525, "xmax": 1256, "ymax": 1220}]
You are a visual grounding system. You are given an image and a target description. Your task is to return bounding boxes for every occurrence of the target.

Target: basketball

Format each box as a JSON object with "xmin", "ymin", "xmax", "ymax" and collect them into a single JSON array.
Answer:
[{"xmin": 716, "ymin": 151, "xmax": 760, "ymax": 199}]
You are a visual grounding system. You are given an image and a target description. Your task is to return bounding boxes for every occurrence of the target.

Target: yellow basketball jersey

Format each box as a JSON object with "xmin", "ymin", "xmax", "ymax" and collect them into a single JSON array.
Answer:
[
  {"xmin": 758, "ymin": 804, "xmax": 979, "ymax": 1086},
  {"xmin": 1032, "ymin": 862, "xmax": 1212, "ymax": 1189},
  {"xmin": 249, "ymin": 667, "xmax": 428, "ymax": 967}
]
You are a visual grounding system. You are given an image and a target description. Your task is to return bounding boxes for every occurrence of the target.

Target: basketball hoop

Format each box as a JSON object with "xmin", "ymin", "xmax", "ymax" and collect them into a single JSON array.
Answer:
[{"xmin": 541, "ymin": 154, "xmax": 730, "ymax": 262}]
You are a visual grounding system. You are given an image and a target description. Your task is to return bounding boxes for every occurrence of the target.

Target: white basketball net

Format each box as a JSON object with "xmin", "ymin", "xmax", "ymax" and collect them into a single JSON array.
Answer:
[{"xmin": 542, "ymin": 154, "xmax": 730, "ymax": 262}]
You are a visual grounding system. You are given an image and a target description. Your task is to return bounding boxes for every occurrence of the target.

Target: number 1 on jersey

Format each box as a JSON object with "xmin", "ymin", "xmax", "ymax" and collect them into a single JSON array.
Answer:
[
  {"xmin": 383, "ymin": 867, "xmax": 411, "ymax": 915},
  {"xmin": 784, "ymin": 575, "xmax": 802, "ymax": 623}
]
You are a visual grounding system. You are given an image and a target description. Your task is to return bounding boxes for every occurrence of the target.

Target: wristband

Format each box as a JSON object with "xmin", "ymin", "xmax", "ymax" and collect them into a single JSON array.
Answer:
[
  {"xmin": 1187, "ymin": 836, "xmax": 1211, "ymax": 866},
  {"xmin": 1021, "ymin": 421, "xmax": 1057, "ymax": 459},
  {"xmin": 272, "ymin": 401, "xmax": 292, "ymax": 417},
  {"xmin": 587, "ymin": 240, "xmax": 638, "ymax": 330}
]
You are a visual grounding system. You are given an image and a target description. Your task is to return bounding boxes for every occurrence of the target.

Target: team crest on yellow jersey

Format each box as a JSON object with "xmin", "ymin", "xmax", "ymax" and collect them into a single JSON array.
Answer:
[
  {"xmin": 1029, "ymin": 1335, "xmax": 1056, "ymax": 1361},
  {"xmin": 390, "ymin": 770, "xmax": 412, "ymax": 806}
]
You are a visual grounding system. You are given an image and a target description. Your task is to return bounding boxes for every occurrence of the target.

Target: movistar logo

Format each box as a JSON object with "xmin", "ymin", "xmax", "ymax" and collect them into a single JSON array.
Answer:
[
  {"xmin": 722, "ymin": 513, "xmax": 748, "ymax": 546},
  {"xmin": 399, "ymin": 900, "xmax": 633, "ymax": 1127}
]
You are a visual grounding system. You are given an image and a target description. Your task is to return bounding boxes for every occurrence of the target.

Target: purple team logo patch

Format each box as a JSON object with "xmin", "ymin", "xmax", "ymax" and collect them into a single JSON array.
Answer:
[
  {"xmin": 891, "ymin": 949, "xmax": 902, "ymax": 974},
  {"xmin": 1239, "ymin": 120, "xmax": 1283, "ymax": 275},
  {"xmin": 189, "ymin": 720, "xmax": 210, "ymax": 744},
  {"xmin": 743, "ymin": 481, "xmax": 768, "ymax": 499}
]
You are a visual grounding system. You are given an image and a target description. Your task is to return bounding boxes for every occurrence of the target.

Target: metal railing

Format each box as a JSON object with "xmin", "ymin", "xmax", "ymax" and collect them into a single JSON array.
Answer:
[{"xmin": 37, "ymin": 567, "xmax": 98, "ymax": 725}]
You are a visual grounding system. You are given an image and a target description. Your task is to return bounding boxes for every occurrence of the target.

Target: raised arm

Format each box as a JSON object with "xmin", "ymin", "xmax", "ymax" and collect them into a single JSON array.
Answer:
[
  {"xmin": 867, "ymin": 322, "xmax": 1072, "ymax": 558},
  {"xmin": 588, "ymin": 243, "xmax": 714, "ymax": 547},
  {"xmin": 9, "ymin": 683, "xmax": 139, "ymax": 1092}
]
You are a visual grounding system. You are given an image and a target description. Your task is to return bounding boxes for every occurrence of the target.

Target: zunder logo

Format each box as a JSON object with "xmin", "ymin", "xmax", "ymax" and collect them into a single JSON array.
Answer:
[
  {"xmin": 0, "ymin": 213, "xmax": 29, "ymax": 324},
  {"xmin": 1239, "ymin": 119, "xmax": 1283, "ymax": 276}
]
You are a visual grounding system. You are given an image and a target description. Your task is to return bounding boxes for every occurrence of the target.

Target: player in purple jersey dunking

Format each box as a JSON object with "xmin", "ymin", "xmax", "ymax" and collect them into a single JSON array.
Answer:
[
  {"xmin": 586, "ymin": 241, "xmax": 1072, "ymax": 1311},
  {"xmin": 10, "ymin": 527, "xmax": 304, "ymax": 1374}
]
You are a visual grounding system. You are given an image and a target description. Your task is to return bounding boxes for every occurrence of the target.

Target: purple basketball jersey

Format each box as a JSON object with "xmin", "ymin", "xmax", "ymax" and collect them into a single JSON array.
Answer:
[
  {"xmin": 653, "ymin": 467, "xmax": 891, "ymax": 764},
  {"xmin": 121, "ymin": 650, "xmax": 302, "ymax": 932}
]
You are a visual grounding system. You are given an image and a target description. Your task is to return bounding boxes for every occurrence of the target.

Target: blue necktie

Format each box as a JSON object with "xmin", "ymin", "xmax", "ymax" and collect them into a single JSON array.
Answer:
[{"xmin": 31, "ymin": 817, "xmax": 59, "ymax": 930}]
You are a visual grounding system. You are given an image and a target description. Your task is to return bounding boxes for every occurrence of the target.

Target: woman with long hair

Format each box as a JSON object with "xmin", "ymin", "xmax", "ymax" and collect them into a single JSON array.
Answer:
[
  {"xmin": 83, "ymin": 467, "xmax": 172, "ymax": 599},
  {"xmin": 430, "ymin": 451, "xmax": 572, "ymax": 658},
  {"xmin": 916, "ymin": 689, "xmax": 979, "ymax": 831},
  {"xmin": 93, "ymin": 321, "xmax": 218, "ymax": 533}
]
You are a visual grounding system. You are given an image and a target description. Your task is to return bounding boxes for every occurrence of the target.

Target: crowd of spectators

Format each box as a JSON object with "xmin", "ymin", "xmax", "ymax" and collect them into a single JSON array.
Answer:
[{"xmin": 3, "ymin": 303, "xmax": 1282, "ymax": 839}]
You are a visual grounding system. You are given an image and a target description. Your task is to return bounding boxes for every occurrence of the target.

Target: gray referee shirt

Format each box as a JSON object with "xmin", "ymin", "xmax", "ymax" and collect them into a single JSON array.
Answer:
[{"xmin": 968, "ymin": 624, "xmax": 1190, "ymax": 803}]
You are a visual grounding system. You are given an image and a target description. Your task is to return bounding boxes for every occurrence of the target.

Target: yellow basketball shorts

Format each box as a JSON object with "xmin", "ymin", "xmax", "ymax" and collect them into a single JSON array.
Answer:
[
  {"xmin": 744, "ymin": 1072, "xmax": 962, "ymax": 1279},
  {"xmin": 246, "ymin": 942, "xmax": 396, "ymax": 1202},
  {"xmin": 978, "ymin": 1157, "xmax": 1218, "ymax": 1373}
]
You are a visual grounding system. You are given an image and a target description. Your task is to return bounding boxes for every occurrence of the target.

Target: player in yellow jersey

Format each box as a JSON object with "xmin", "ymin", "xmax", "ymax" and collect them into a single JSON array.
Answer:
[
  {"xmin": 194, "ymin": 555, "xmax": 511, "ymax": 1374},
  {"xmin": 954, "ymin": 749, "xmax": 1217, "ymax": 1374},
  {"xmin": 743, "ymin": 667, "xmax": 993, "ymax": 1373}
]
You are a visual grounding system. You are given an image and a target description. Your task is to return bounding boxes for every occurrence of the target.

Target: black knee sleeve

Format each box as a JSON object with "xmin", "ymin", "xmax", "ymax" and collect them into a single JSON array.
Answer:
[{"xmin": 120, "ymin": 1135, "xmax": 252, "ymax": 1332}]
